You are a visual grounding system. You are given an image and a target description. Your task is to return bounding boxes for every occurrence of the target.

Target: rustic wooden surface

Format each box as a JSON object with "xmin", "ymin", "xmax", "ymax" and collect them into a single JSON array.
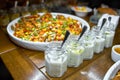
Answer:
[{"xmin": 0, "ymin": 15, "xmax": 120, "ymax": 80}]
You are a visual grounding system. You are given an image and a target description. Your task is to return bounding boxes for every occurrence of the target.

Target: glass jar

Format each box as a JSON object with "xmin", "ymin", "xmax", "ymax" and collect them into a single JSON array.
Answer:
[
  {"xmin": 45, "ymin": 42, "xmax": 67, "ymax": 77},
  {"xmin": 20, "ymin": 6, "xmax": 31, "ymax": 16},
  {"xmin": 104, "ymin": 31, "xmax": 115, "ymax": 48},
  {"xmin": 104, "ymin": 21, "xmax": 115, "ymax": 48},
  {"xmin": 37, "ymin": 0, "xmax": 49, "ymax": 13},
  {"xmin": 92, "ymin": 25, "xmax": 105, "ymax": 53},
  {"xmin": 29, "ymin": 5, "xmax": 39, "ymax": 15},
  {"xmin": 82, "ymin": 31, "xmax": 95, "ymax": 60},
  {"xmin": 94, "ymin": 35, "xmax": 105, "ymax": 53},
  {"xmin": 0, "ymin": 10, "xmax": 10, "ymax": 27},
  {"xmin": 65, "ymin": 39, "xmax": 84, "ymax": 67},
  {"xmin": 9, "ymin": 7, "xmax": 20, "ymax": 21}
]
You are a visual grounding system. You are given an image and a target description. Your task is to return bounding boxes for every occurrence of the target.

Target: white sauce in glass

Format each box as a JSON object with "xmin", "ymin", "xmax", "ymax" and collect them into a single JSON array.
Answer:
[
  {"xmin": 83, "ymin": 41, "xmax": 94, "ymax": 60},
  {"xmin": 45, "ymin": 47, "xmax": 67, "ymax": 77},
  {"xmin": 66, "ymin": 42, "xmax": 84, "ymax": 67},
  {"xmin": 104, "ymin": 31, "xmax": 115, "ymax": 48},
  {"xmin": 94, "ymin": 36, "xmax": 105, "ymax": 53}
]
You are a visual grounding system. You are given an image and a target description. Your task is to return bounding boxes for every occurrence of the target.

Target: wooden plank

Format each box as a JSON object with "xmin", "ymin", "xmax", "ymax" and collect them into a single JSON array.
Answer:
[
  {"xmin": 1, "ymin": 49, "xmax": 48, "ymax": 80},
  {"xmin": 0, "ymin": 29, "xmax": 16, "ymax": 54}
]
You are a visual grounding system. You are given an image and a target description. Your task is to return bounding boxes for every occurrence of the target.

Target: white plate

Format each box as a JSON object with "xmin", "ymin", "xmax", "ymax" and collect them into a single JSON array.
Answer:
[
  {"xmin": 7, "ymin": 12, "xmax": 90, "ymax": 51},
  {"xmin": 103, "ymin": 60, "xmax": 120, "ymax": 80}
]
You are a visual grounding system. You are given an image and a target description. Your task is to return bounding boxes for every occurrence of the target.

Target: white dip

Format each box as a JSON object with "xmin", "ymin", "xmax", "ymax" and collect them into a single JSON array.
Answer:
[
  {"xmin": 94, "ymin": 36, "xmax": 105, "ymax": 53},
  {"xmin": 66, "ymin": 41, "xmax": 84, "ymax": 67},
  {"xmin": 45, "ymin": 47, "xmax": 67, "ymax": 77},
  {"xmin": 83, "ymin": 41, "xmax": 94, "ymax": 60},
  {"xmin": 104, "ymin": 31, "xmax": 115, "ymax": 48}
]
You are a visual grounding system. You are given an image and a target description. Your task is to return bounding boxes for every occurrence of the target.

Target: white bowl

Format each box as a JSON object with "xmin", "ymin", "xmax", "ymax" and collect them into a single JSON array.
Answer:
[
  {"xmin": 103, "ymin": 60, "xmax": 120, "ymax": 80},
  {"xmin": 111, "ymin": 45, "xmax": 120, "ymax": 62},
  {"xmin": 71, "ymin": 6, "xmax": 92, "ymax": 17},
  {"xmin": 7, "ymin": 13, "xmax": 90, "ymax": 51}
]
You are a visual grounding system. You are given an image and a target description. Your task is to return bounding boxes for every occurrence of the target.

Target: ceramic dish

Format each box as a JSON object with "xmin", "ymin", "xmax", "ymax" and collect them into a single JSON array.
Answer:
[
  {"xmin": 111, "ymin": 45, "xmax": 120, "ymax": 62},
  {"xmin": 103, "ymin": 60, "xmax": 120, "ymax": 80},
  {"xmin": 71, "ymin": 6, "xmax": 92, "ymax": 17},
  {"xmin": 7, "ymin": 12, "xmax": 90, "ymax": 51}
]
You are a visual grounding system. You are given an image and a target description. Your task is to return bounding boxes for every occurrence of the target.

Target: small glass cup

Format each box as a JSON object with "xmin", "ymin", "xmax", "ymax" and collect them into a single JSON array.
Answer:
[
  {"xmin": 94, "ymin": 35, "xmax": 105, "ymax": 53},
  {"xmin": 91, "ymin": 25, "xmax": 105, "ymax": 53},
  {"xmin": 82, "ymin": 31, "xmax": 95, "ymax": 60},
  {"xmin": 104, "ymin": 30, "xmax": 115, "ymax": 48},
  {"xmin": 20, "ymin": 6, "xmax": 31, "ymax": 16},
  {"xmin": 9, "ymin": 7, "xmax": 20, "ymax": 21},
  {"xmin": 45, "ymin": 42, "xmax": 67, "ymax": 77},
  {"xmin": 91, "ymin": 25, "xmax": 100, "ymax": 37},
  {"xmin": 29, "ymin": 5, "xmax": 39, "ymax": 15},
  {"xmin": 37, "ymin": 0, "xmax": 49, "ymax": 13},
  {"xmin": 0, "ymin": 10, "xmax": 10, "ymax": 27},
  {"xmin": 64, "ymin": 39, "xmax": 84, "ymax": 67},
  {"xmin": 103, "ymin": 21, "xmax": 115, "ymax": 48}
]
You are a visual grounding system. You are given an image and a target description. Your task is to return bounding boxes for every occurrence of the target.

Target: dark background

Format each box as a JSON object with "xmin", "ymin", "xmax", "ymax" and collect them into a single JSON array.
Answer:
[
  {"xmin": 0, "ymin": 0, "xmax": 120, "ymax": 10},
  {"xmin": 80, "ymin": 0, "xmax": 120, "ymax": 9}
]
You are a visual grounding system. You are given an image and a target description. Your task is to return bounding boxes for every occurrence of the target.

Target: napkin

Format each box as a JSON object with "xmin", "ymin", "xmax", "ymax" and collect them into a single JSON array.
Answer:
[{"xmin": 97, "ymin": 14, "xmax": 119, "ymax": 30}]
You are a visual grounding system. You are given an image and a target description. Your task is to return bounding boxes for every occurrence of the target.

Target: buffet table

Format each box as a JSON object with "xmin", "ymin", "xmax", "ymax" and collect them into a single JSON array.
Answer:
[{"xmin": 0, "ymin": 14, "xmax": 120, "ymax": 80}]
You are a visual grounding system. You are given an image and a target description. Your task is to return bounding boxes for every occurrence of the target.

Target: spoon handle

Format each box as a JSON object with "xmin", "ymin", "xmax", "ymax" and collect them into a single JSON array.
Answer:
[
  {"xmin": 100, "ymin": 18, "xmax": 107, "ymax": 30},
  {"xmin": 108, "ymin": 16, "xmax": 112, "ymax": 22},
  {"xmin": 61, "ymin": 30, "xmax": 70, "ymax": 48},
  {"xmin": 77, "ymin": 25, "xmax": 87, "ymax": 41}
]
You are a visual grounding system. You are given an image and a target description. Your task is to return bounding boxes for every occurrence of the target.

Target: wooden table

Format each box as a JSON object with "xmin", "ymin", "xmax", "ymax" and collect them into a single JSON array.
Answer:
[{"xmin": 0, "ymin": 15, "xmax": 120, "ymax": 80}]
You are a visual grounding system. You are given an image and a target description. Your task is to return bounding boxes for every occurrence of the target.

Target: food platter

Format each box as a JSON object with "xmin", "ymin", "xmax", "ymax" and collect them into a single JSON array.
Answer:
[
  {"xmin": 103, "ymin": 60, "xmax": 120, "ymax": 80},
  {"xmin": 7, "ymin": 12, "xmax": 90, "ymax": 51}
]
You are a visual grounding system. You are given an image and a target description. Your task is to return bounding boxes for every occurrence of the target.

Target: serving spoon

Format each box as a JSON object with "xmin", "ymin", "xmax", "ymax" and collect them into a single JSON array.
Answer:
[
  {"xmin": 77, "ymin": 25, "xmax": 87, "ymax": 41},
  {"xmin": 100, "ymin": 18, "xmax": 107, "ymax": 30},
  {"xmin": 108, "ymin": 16, "xmax": 112, "ymax": 22},
  {"xmin": 60, "ymin": 30, "xmax": 70, "ymax": 48}
]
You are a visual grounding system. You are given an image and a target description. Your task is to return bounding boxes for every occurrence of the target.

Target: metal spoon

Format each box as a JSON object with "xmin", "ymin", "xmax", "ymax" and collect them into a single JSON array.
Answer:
[
  {"xmin": 60, "ymin": 30, "xmax": 70, "ymax": 48},
  {"xmin": 108, "ymin": 16, "xmax": 112, "ymax": 22},
  {"xmin": 100, "ymin": 18, "xmax": 107, "ymax": 30},
  {"xmin": 77, "ymin": 25, "xmax": 87, "ymax": 41}
]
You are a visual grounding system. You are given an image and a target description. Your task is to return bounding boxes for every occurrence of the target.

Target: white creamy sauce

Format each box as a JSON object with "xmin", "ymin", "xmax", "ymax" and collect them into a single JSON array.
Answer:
[
  {"xmin": 83, "ymin": 42, "xmax": 94, "ymax": 60},
  {"xmin": 94, "ymin": 36, "xmax": 105, "ymax": 53},
  {"xmin": 104, "ymin": 31, "xmax": 115, "ymax": 48},
  {"xmin": 45, "ymin": 55, "xmax": 67, "ymax": 77},
  {"xmin": 66, "ymin": 42, "xmax": 84, "ymax": 67}
]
